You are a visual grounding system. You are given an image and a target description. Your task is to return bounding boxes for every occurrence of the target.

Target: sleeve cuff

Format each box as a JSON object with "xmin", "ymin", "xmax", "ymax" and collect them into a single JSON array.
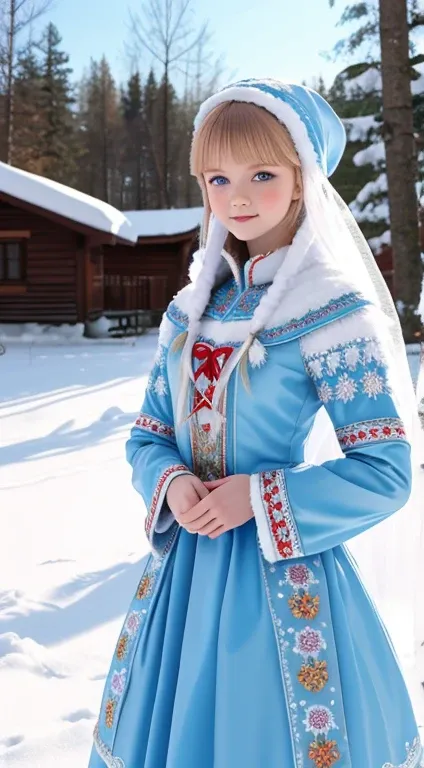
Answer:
[
  {"xmin": 145, "ymin": 464, "xmax": 193, "ymax": 546},
  {"xmin": 250, "ymin": 469, "xmax": 303, "ymax": 563}
]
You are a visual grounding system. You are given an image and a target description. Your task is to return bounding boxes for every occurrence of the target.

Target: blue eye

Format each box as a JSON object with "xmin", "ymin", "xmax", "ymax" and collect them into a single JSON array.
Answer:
[
  {"xmin": 209, "ymin": 176, "xmax": 228, "ymax": 186},
  {"xmin": 254, "ymin": 171, "xmax": 275, "ymax": 182}
]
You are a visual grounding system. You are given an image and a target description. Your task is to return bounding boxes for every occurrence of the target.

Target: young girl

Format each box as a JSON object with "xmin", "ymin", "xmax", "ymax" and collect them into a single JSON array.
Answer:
[{"xmin": 88, "ymin": 79, "xmax": 423, "ymax": 768}]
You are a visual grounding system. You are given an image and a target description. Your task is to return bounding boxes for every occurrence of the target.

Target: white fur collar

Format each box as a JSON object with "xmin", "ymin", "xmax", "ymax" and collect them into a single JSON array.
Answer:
[
  {"xmin": 188, "ymin": 245, "xmax": 290, "ymax": 289},
  {"xmin": 171, "ymin": 237, "xmax": 367, "ymax": 345}
]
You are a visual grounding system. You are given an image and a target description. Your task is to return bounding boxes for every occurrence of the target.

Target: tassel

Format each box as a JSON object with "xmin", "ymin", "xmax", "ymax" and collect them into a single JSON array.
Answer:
[
  {"xmin": 248, "ymin": 337, "xmax": 267, "ymax": 368},
  {"xmin": 171, "ymin": 330, "xmax": 188, "ymax": 354},
  {"xmin": 239, "ymin": 350, "xmax": 251, "ymax": 394}
]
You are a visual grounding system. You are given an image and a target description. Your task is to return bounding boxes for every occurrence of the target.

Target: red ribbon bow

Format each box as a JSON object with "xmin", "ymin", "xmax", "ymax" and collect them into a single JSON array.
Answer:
[{"xmin": 190, "ymin": 342, "xmax": 234, "ymax": 414}]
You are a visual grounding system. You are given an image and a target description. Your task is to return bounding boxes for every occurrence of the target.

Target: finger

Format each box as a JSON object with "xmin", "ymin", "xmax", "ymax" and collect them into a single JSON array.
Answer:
[
  {"xmin": 203, "ymin": 478, "xmax": 231, "ymax": 490},
  {"xmin": 186, "ymin": 511, "xmax": 215, "ymax": 533},
  {"xmin": 179, "ymin": 497, "xmax": 210, "ymax": 524},
  {"xmin": 196, "ymin": 516, "xmax": 221, "ymax": 536},
  {"xmin": 208, "ymin": 525, "xmax": 226, "ymax": 539},
  {"xmin": 191, "ymin": 477, "xmax": 210, "ymax": 499}
]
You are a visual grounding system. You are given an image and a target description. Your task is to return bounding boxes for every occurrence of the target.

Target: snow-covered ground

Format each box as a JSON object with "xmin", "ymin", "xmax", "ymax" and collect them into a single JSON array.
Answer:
[
  {"xmin": 0, "ymin": 335, "xmax": 422, "ymax": 766},
  {"xmin": 0, "ymin": 335, "xmax": 158, "ymax": 766}
]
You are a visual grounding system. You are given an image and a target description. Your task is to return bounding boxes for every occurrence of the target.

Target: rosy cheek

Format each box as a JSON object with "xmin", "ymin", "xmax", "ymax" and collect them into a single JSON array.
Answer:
[{"xmin": 259, "ymin": 186, "xmax": 289, "ymax": 207}]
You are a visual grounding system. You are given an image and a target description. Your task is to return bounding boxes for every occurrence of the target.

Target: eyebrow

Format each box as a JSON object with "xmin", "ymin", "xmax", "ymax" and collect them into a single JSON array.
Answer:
[{"xmin": 204, "ymin": 163, "xmax": 275, "ymax": 173}]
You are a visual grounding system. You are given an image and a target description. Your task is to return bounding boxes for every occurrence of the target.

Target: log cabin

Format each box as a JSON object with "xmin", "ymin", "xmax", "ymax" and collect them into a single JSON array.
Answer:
[{"xmin": 0, "ymin": 162, "xmax": 202, "ymax": 330}]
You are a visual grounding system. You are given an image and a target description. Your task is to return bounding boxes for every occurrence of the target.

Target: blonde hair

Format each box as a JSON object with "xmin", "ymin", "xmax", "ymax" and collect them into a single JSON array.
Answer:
[{"xmin": 190, "ymin": 101, "xmax": 304, "ymax": 258}]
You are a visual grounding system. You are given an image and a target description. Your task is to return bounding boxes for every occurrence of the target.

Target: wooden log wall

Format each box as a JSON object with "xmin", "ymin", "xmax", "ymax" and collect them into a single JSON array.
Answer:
[{"xmin": 0, "ymin": 199, "xmax": 82, "ymax": 324}]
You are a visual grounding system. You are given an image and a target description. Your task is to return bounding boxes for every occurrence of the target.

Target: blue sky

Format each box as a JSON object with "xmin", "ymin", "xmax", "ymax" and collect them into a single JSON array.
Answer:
[{"xmin": 31, "ymin": 0, "xmax": 360, "ymax": 88}]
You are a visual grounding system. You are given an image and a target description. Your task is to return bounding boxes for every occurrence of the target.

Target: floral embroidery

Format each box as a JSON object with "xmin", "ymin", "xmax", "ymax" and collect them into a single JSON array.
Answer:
[
  {"xmin": 145, "ymin": 464, "xmax": 189, "ymax": 540},
  {"xmin": 105, "ymin": 699, "xmax": 117, "ymax": 729},
  {"xmin": 116, "ymin": 635, "xmax": 129, "ymax": 661},
  {"xmin": 104, "ymin": 669, "xmax": 127, "ymax": 728},
  {"xmin": 259, "ymin": 555, "xmax": 347, "ymax": 767},
  {"xmin": 303, "ymin": 707, "xmax": 340, "ymax": 767},
  {"xmin": 289, "ymin": 592, "xmax": 320, "ymax": 620},
  {"xmin": 336, "ymin": 418, "xmax": 407, "ymax": 452},
  {"xmin": 382, "ymin": 737, "xmax": 424, "ymax": 768},
  {"xmin": 259, "ymin": 470, "xmax": 303, "ymax": 559},
  {"xmin": 93, "ymin": 722, "xmax": 126, "ymax": 767},
  {"xmin": 133, "ymin": 414, "xmax": 174, "ymax": 439},
  {"xmin": 294, "ymin": 627, "xmax": 327, "ymax": 658},
  {"xmin": 298, "ymin": 660, "xmax": 329, "ymax": 692},
  {"xmin": 136, "ymin": 573, "xmax": 154, "ymax": 599},
  {"xmin": 304, "ymin": 705, "xmax": 337, "ymax": 737},
  {"xmin": 285, "ymin": 563, "xmax": 318, "ymax": 591},
  {"xmin": 308, "ymin": 739, "xmax": 341, "ymax": 767}
]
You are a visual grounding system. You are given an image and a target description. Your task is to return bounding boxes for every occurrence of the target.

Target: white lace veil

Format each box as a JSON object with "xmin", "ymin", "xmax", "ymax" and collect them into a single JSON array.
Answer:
[{"xmin": 304, "ymin": 179, "xmax": 424, "ymax": 721}]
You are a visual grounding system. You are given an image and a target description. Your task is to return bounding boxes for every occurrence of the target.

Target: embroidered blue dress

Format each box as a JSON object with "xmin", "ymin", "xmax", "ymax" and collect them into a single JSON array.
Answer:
[{"xmin": 88, "ymin": 247, "xmax": 423, "ymax": 768}]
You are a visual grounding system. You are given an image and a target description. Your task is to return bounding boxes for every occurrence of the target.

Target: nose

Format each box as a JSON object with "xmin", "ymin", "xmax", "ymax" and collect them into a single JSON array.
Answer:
[{"xmin": 230, "ymin": 189, "xmax": 251, "ymax": 208}]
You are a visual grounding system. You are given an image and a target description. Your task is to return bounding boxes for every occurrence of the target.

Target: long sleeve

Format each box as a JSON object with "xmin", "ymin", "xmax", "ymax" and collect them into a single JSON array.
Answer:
[
  {"xmin": 126, "ymin": 316, "xmax": 193, "ymax": 551},
  {"xmin": 250, "ymin": 308, "xmax": 412, "ymax": 563}
]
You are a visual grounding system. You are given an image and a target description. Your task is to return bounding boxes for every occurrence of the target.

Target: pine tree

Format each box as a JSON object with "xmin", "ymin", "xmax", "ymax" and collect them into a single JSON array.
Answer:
[
  {"xmin": 122, "ymin": 71, "xmax": 144, "ymax": 209},
  {"xmin": 76, "ymin": 57, "xmax": 123, "ymax": 205},
  {"xmin": 12, "ymin": 42, "xmax": 44, "ymax": 173},
  {"xmin": 329, "ymin": 0, "xmax": 424, "ymax": 338},
  {"xmin": 37, "ymin": 23, "xmax": 77, "ymax": 184}
]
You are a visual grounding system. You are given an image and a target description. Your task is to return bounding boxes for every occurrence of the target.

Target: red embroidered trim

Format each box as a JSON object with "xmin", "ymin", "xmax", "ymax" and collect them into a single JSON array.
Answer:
[
  {"xmin": 336, "ymin": 417, "xmax": 406, "ymax": 450},
  {"xmin": 247, "ymin": 252, "xmax": 269, "ymax": 286},
  {"xmin": 145, "ymin": 464, "xmax": 189, "ymax": 538},
  {"xmin": 260, "ymin": 470, "xmax": 302, "ymax": 560},
  {"xmin": 134, "ymin": 413, "xmax": 174, "ymax": 438}
]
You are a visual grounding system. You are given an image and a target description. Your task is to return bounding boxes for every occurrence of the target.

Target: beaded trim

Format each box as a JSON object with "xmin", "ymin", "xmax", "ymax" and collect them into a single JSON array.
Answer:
[
  {"xmin": 259, "ymin": 469, "xmax": 303, "ymax": 560},
  {"xmin": 133, "ymin": 413, "xmax": 175, "ymax": 439},
  {"xmin": 145, "ymin": 464, "xmax": 190, "ymax": 540},
  {"xmin": 93, "ymin": 722, "xmax": 125, "ymax": 767},
  {"xmin": 336, "ymin": 418, "xmax": 407, "ymax": 451},
  {"xmin": 382, "ymin": 737, "xmax": 424, "ymax": 768}
]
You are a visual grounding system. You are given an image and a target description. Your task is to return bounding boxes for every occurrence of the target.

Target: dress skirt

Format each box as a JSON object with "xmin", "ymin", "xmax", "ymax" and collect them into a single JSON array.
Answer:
[{"xmin": 89, "ymin": 519, "xmax": 422, "ymax": 768}]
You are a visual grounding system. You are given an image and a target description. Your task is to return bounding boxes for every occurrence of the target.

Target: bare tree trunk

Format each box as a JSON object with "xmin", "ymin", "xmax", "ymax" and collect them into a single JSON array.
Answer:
[
  {"xmin": 379, "ymin": 0, "xmax": 423, "ymax": 340},
  {"xmin": 5, "ymin": 0, "xmax": 16, "ymax": 164}
]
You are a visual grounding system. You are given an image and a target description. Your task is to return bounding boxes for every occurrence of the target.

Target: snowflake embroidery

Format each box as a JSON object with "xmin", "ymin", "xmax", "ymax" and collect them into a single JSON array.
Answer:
[
  {"xmin": 309, "ymin": 358, "xmax": 324, "ymax": 378},
  {"xmin": 326, "ymin": 351, "xmax": 341, "ymax": 374},
  {"xmin": 153, "ymin": 374, "xmax": 167, "ymax": 397},
  {"xmin": 344, "ymin": 345, "xmax": 361, "ymax": 370},
  {"xmin": 362, "ymin": 370, "xmax": 385, "ymax": 399},
  {"xmin": 335, "ymin": 373, "xmax": 357, "ymax": 403},
  {"xmin": 364, "ymin": 339, "xmax": 383, "ymax": 364},
  {"xmin": 303, "ymin": 705, "xmax": 338, "ymax": 737},
  {"xmin": 317, "ymin": 381, "xmax": 333, "ymax": 403}
]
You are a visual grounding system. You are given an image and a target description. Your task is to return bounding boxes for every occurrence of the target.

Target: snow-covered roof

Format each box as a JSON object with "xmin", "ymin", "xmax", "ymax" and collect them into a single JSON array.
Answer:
[
  {"xmin": 0, "ymin": 162, "xmax": 138, "ymax": 243},
  {"xmin": 124, "ymin": 207, "xmax": 203, "ymax": 238}
]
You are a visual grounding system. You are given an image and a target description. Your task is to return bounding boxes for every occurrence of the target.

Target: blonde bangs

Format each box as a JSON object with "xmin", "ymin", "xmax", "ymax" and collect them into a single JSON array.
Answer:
[{"xmin": 190, "ymin": 101, "xmax": 301, "ymax": 176}]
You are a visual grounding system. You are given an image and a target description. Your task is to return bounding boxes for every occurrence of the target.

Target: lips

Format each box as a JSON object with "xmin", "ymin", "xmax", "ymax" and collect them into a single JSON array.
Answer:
[{"xmin": 231, "ymin": 215, "xmax": 258, "ymax": 222}]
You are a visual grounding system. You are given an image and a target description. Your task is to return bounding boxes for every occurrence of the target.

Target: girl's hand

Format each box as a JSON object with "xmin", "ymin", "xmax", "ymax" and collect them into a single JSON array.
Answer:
[
  {"xmin": 166, "ymin": 474, "xmax": 209, "ymax": 525},
  {"xmin": 178, "ymin": 475, "xmax": 253, "ymax": 539}
]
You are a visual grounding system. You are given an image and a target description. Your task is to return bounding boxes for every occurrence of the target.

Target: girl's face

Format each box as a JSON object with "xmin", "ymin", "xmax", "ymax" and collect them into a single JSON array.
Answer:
[{"xmin": 203, "ymin": 155, "xmax": 300, "ymax": 255}]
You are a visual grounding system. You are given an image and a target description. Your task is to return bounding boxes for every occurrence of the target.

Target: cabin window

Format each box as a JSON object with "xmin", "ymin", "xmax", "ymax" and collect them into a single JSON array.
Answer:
[{"xmin": 0, "ymin": 240, "xmax": 26, "ymax": 282}]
